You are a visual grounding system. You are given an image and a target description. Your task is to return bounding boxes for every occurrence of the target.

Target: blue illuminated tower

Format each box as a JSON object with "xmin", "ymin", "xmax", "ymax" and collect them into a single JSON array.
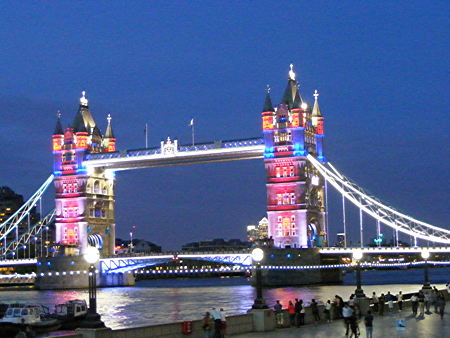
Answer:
[{"xmin": 262, "ymin": 65, "xmax": 327, "ymax": 248}]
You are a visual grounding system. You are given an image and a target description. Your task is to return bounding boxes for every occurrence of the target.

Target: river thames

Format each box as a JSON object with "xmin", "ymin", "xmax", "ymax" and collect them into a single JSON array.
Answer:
[{"xmin": 1, "ymin": 268, "xmax": 448, "ymax": 329}]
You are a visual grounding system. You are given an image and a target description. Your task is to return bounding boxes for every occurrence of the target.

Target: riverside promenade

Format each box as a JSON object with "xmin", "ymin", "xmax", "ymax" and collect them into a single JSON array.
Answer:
[{"xmin": 234, "ymin": 309, "xmax": 449, "ymax": 338}]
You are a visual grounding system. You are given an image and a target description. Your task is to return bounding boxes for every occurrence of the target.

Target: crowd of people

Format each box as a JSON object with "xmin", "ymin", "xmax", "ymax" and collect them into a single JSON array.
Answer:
[{"xmin": 271, "ymin": 285, "xmax": 448, "ymax": 337}]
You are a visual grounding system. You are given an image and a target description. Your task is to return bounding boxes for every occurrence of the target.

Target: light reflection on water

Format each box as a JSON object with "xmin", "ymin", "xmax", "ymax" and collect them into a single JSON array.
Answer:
[{"xmin": 0, "ymin": 268, "xmax": 448, "ymax": 329}]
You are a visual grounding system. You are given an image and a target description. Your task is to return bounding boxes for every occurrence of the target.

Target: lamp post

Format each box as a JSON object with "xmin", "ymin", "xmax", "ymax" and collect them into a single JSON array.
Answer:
[
  {"xmin": 353, "ymin": 249, "xmax": 365, "ymax": 298},
  {"xmin": 251, "ymin": 248, "xmax": 268, "ymax": 309},
  {"xmin": 421, "ymin": 249, "xmax": 431, "ymax": 290},
  {"xmin": 81, "ymin": 246, "xmax": 105, "ymax": 328}
]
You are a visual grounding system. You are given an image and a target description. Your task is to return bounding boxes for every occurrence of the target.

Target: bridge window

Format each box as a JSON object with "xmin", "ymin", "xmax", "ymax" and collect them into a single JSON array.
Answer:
[
  {"xmin": 283, "ymin": 167, "xmax": 288, "ymax": 177},
  {"xmin": 94, "ymin": 181, "xmax": 100, "ymax": 194},
  {"xmin": 101, "ymin": 209, "xmax": 106, "ymax": 218},
  {"xmin": 291, "ymin": 215, "xmax": 295, "ymax": 222},
  {"xmin": 290, "ymin": 166, "xmax": 294, "ymax": 177},
  {"xmin": 290, "ymin": 193, "xmax": 296, "ymax": 204},
  {"xmin": 95, "ymin": 207, "xmax": 101, "ymax": 218},
  {"xmin": 73, "ymin": 182, "xmax": 78, "ymax": 193},
  {"xmin": 274, "ymin": 132, "xmax": 279, "ymax": 142},
  {"xmin": 62, "ymin": 183, "xmax": 67, "ymax": 193},
  {"xmin": 277, "ymin": 194, "xmax": 282, "ymax": 205},
  {"xmin": 89, "ymin": 208, "xmax": 95, "ymax": 217},
  {"xmin": 86, "ymin": 184, "xmax": 91, "ymax": 193},
  {"xmin": 102, "ymin": 186, "xmax": 107, "ymax": 195},
  {"xmin": 275, "ymin": 167, "xmax": 281, "ymax": 178},
  {"xmin": 278, "ymin": 222, "xmax": 282, "ymax": 229},
  {"xmin": 277, "ymin": 216, "xmax": 282, "ymax": 222}
]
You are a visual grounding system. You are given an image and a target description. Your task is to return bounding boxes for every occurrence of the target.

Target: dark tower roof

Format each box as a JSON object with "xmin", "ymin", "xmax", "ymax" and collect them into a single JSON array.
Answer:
[
  {"xmin": 72, "ymin": 91, "xmax": 98, "ymax": 133},
  {"xmin": 72, "ymin": 106, "xmax": 88, "ymax": 133},
  {"xmin": 262, "ymin": 85, "xmax": 275, "ymax": 112},
  {"xmin": 105, "ymin": 114, "xmax": 114, "ymax": 138},
  {"xmin": 281, "ymin": 64, "xmax": 303, "ymax": 109},
  {"xmin": 53, "ymin": 112, "xmax": 64, "ymax": 135},
  {"xmin": 312, "ymin": 90, "xmax": 322, "ymax": 117}
]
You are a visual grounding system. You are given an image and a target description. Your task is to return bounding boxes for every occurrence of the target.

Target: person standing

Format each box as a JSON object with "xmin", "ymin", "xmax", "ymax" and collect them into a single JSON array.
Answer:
[
  {"xmin": 299, "ymin": 299, "xmax": 305, "ymax": 326},
  {"xmin": 202, "ymin": 312, "xmax": 213, "ymax": 338},
  {"xmin": 294, "ymin": 298, "xmax": 301, "ymax": 327},
  {"xmin": 432, "ymin": 287, "xmax": 439, "ymax": 313},
  {"xmin": 349, "ymin": 315, "xmax": 359, "ymax": 338},
  {"xmin": 418, "ymin": 290, "xmax": 425, "ymax": 317},
  {"xmin": 410, "ymin": 294, "xmax": 419, "ymax": 315},
  {"xmin": 371, "ymin": 292, "xmax": 379, "ymax": 313},
  {"xmin": 288, "ymin": 301, "xmax": 296, "ymax": 327},
  {"xmin": 310, "ymin": 299, "xmax": 320, "ymax": 323},
  {"xmin": 335, "ymin": 295, "xmax": 344, "ymax": 318},
  {"xmin": 386, "ymin": 292, "xmax": 394, "ymax": 312},
  {"xmin": 211, "ymin": 308, "xmax": 222, "ymax": 338},
  {"xmin": 364, "ymin": 310, "xmax": 374, "ymax": 338},
  {"xmin": 424, "ymin": 292, "xmax": 431, "ymax": 313},
  {"xmin": 342, "ymin": 303, "xmax": 354, "ymax": 336},
  {"xmin": 219, "ymin": 308, "xmax": 226, "ymax": 338},
  {"xmin": 396, "ymin": 291, "xmax": 403, "ymax": 311},
  {"xmin": 274, "ymin": 300, "xmax": 283, "ymax": 328},
  {"xmin": 437, "ymin": 293, "xmax": 446, "ymax": 320},
  {"xmin": 324, "ymin": 300, "xmax": 332, "ymax": 323},
  {"xmin": 378, "ymin": 294, "xmax": 385, "ymax": 316}
]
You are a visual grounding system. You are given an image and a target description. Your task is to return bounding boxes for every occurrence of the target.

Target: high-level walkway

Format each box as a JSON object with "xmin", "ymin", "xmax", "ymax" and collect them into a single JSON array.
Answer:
[{"xmin": 234, "ymin": 308, "xmax": 449, "ymax": 338}]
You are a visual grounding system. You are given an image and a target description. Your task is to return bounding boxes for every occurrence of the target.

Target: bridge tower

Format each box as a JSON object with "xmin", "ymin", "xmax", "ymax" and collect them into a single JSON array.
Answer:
[
  {"xmin": 52, "ymin": 92, "xmax": 116, "ymax": 256},
  {"xmin": 262, "ymin": 65, "xmax": 327, "ymax": 248}
]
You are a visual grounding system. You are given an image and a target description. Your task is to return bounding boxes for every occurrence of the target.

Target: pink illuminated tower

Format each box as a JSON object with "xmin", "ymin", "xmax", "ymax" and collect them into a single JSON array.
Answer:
[
  {"xmin": 52, "ymin": 92, "xmax": 117, "ymax": 255},
  {"xmin": 262, "ymin": 65, "xmax": 327, "ymax": 248}
]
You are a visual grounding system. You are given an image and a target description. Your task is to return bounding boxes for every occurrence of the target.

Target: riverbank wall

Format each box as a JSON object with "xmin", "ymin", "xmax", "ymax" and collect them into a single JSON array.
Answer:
[{"xmin": 51, "ymin": 289, "xmax": 450, "ymax": 338}]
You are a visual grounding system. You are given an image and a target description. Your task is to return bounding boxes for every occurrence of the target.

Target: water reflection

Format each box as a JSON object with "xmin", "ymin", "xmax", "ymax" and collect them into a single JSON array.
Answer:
[{"xmin": 0, "ymin": 268, "xmax": 448, "ymax": 329}]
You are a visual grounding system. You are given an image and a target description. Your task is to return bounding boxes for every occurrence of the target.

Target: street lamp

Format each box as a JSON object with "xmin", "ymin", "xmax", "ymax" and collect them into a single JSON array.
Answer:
[
  {"xmin": 421, "ymin": 249, "xmax": 431, "ymax": 289},
  {"xmin": 353, "ymin": 249, "xmax": 365, "ymax": 298},
  {"xmin": 251, "ymin": 248, "xmax": 268, "ymax": 309},
  {"xmin": 81, "ymin": 246, "xmax": 105, "ymax": 328}
]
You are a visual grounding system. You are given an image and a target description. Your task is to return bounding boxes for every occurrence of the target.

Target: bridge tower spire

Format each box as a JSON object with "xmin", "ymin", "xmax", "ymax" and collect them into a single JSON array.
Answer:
[
  {"xmin": 52, "ymin": 92, "xmax": 117, "ymax": 257},
  {"xmin": 262, "ymin": 65, "xmax": 327, "ymax": 248}
]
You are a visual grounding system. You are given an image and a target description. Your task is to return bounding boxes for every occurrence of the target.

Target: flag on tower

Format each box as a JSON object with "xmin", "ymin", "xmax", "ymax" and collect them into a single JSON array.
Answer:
[{"xmin": 189, "ymin": 118, "xmax": 194, "ymax": 127}]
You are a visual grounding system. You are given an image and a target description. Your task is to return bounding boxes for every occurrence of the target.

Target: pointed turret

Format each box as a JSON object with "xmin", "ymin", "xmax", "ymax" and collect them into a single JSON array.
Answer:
[
  {"xmin": 72, "ymin": 91, "xmax": 98, "ymax": 134},
  {"xmin": 262, "ymin": 85, "xmax": 275, "ymax": 112},
  {"xmin": 102, "ymin": 114, "xmax": 116, "ymax": 152},
  {"xmin": 104, "ymin": 114, "xmax": 114, "ymax": 138},
  {"xmin": 312, "ymin": 90, "xmax": 321, "ymax": 117},
  {"xmin": 54, "ymin": 111, "xmax": 64, "ymax": 135},
  {"xmin": 312, "ymin": 90, "xmax": 324, "ymax": 135}
]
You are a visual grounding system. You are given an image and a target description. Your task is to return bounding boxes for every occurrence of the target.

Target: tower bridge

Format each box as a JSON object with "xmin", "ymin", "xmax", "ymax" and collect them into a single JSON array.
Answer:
[{"xmin": 0, "ymin": 65, "xmax": 448, "ymax": 288}]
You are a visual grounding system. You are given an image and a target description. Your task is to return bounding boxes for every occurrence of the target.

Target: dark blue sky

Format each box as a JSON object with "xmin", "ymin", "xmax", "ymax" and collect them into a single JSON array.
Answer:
[{"xmin": 0, "ymin": 2, "xmax": 448, "ymax": 250}]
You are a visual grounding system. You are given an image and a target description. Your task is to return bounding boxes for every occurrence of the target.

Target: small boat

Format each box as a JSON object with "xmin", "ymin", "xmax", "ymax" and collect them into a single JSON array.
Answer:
[
  {"xmin": 52, "ymin": 299, "xmax": 88, "ymax": 329},
  {"xmin": 0, "ymin": 304, "xmax": 61, "ymax": 335}
]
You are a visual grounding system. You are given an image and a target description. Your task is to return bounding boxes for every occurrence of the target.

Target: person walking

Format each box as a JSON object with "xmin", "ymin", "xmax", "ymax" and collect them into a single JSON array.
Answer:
[
  {"xmin": 364, "ymin": 310, "xmax": 374, "ymax": 338},
  {"xmin": 219, "ymin": 308, "xmax": 226, "ymax": 338},
  {"xmin": 349, "ymin": 315, "xmax": 359, "ymax": 338},
  {"xmin": 371, "ymin": 292, "xmax": 379, "ymax": 313},
  {"xmin": 288, "ymin": 301, "xmax": 296, "ymax": 327},
  {"xmin": 202, "ymin": 312, "xmax": 213, "ymax": 338},
  {"xmin": 335, "ymin": 295, "xmax": 344, "ymax": 318},
  {"xmin": 311, "ymin": 299, "xmax": 320, "ymax": 323},
  {"xmin": 396, "ymin": 291, "xmax": 403, "ymax": 311},
  {"xmin": 418, "ymin": 290, "xmax": 425, "ymax": 317},
  {"xmin": 437, "ymin": 293, "xmax": 446, "ymax": 320},
  {"xmin": 324, "ymin": 300, "xmax": 332, "ymax": 323},
  {"xmin": 343, "ymin": 302, "xmax": 354, "ymax": 336},
  {"xmin": 274, "ymin": 300, "xmax": 283, "ymax": 328},
  {"xmin": 411, "ymin": 293, "xmax": 419, "ymax": 315},
  {"xmin": 211, "ymin": 308, "xmax": 222, "ymax": 338},
  {"xmin": 378, "ymin": 294, "xmax": 385, "ymax": 316}
]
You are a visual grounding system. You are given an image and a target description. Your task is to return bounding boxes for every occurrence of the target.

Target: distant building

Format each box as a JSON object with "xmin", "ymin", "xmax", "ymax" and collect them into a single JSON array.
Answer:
[
  {"xmin": 247, "ymin": 217, "xmax": 269, "ymax": 242},
  {"xmin": 115, "ymin": 238, "xmax": 161, "ymax": 254},
  {"xmin": 182, "ymin": 238, "xmax": 250, "ymax": 252},
  {"xmin": 336, "ymin": 233, "xmax": 346, "ymax": 247},
  {"xmin": 0, "ymin": 186, "xmax": 40, "ymax": 236}
]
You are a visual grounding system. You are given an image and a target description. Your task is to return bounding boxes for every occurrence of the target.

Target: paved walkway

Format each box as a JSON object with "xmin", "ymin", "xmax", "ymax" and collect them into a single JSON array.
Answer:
[{"xmin": 233, "ymin": 310, "xmax": 449, "ymax": 338}]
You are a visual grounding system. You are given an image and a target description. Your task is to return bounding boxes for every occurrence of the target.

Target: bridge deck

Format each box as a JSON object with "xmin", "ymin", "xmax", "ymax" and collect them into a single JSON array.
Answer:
[{"xmin": 84, "ymin": 138, "xmax": 265, "ymax": 170}]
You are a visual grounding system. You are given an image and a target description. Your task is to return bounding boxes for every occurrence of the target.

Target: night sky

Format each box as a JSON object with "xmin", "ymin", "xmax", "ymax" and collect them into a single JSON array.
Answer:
[{"xmin": 0, "ymin": 2, "xmax": 448, "ymax": 250}]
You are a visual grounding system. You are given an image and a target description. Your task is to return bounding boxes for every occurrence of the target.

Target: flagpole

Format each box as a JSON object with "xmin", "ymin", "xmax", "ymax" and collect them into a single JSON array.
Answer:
[
  {"xmin": 145, "ymin": 123, "xmax": 148, "ymax": 148},
  {"xmin": 192, "ymin": 121, "xmax": 195, "ymax": 146}
]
